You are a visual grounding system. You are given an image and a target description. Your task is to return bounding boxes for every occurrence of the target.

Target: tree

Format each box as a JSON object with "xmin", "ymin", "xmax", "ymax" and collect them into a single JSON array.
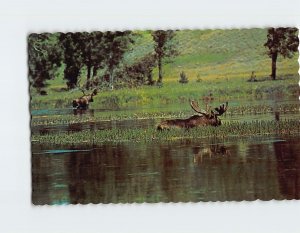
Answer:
[
  {"xmin": 125, "ymin": 53, "xmax": 157, "ymax": 86},
  {"xmin": 151, "ymin": 30, "xmax": 177, "ymax": 84},
  {"xmin": 28, "ymin": 33, "xmax": 62, "ymax": 92},
  {"xmin": 102, "ymin": 31, "xmax": 135, "ymax": 90},
  {"xmin": 78, "ymin": 32, "xmax": 105, "ymax": 89},
  {"xmin": 59, "ymin": 33, "xmax": 84, "ymax": 89},
  {"xmin": 264, "ymin": 27, "xmax": 299, "ymax": 80}
]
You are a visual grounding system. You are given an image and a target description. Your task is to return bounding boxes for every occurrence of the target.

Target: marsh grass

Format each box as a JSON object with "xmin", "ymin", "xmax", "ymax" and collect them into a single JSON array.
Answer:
[
  {"xmin": 31, "ymin": 119, "xmax": 300, "ymax": 145},
  {"xmin": 31, "ymin": 102, "xmax": 299, "ymax": 126}
]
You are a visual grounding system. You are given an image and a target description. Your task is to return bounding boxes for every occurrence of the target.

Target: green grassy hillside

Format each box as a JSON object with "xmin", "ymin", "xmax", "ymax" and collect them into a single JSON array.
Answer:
[
  {"xmin": 135, "ymin": 29, "xmax": 297, "ymax": 82},
  {"xmin": 31, "ymin": 29, "xmax": 299, "ymax": 110}
]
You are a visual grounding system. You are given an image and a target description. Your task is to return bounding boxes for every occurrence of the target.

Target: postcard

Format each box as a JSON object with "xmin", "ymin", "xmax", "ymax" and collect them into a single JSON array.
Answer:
[{"xmin": 30, "ymin": 28, "xmax": 299, "ymax": 204}]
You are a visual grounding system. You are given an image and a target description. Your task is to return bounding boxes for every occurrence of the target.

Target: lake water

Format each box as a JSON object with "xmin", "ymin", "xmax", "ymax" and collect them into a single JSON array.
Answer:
[
  {"xmin": 31, "ymin": 97, "xmax": 300, "ymax": 204},
  {"xmin": 32, "ymin": 136, "xmax": 300, "ymax": 204}
]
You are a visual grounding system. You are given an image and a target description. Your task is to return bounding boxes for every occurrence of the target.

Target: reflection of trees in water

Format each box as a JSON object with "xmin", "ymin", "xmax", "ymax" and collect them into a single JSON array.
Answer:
[
  {"xmin": 32, "ymin": 153, "xmax": 51, "ymax": 204},
  {"xmin": 234, "ymin": 143, "xmax": 282, "ymax": 200},
  {"xmin": 32, "ymin": 137, "xmax": 300, "ymax": 204},
  {"xmin": 32, "ymin": 145, "xmax": 70, "ymax": 205},
  {"xmin": 274, "ymin": 139, "xmax": 300, "ymax": 199},
  {"xmin": 192, "ymin": 142, "xmax": 284, "ymax": 201},
  {"xmin": 66, "ymin": 144, "xmax": 128, "ymax": 204},
  {"xmin": 159, "ymin": 140, "xmax": 195, "ymax": 202},
  {"xmin": 64, "ymin": 140, "xmax": 199, "ymax": 203},
  {"xmin": 66, "ymin": 143, "xmax": 165, "ymax": 203}
]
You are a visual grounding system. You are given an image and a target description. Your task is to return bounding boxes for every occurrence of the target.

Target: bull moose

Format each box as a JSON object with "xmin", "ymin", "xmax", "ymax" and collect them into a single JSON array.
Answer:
[
  {"xmin": 72, "ymin": 89, "xmax": 98, "ymax": 110},
  {"xmin": 157, "ymin": 100, "xmax": 228, "ymax": 130}
]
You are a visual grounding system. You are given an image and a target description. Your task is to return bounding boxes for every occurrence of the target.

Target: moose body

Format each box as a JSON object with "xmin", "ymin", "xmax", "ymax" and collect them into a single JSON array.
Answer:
[
  {"xmin": 157, "ymin": 101, "xmax": 228, "ymax": 130},
  {"xmin": 72, "ymin": 89, "xmax": 97, "ymax": 110},
  {"xmin": 157, "ymin": 115, "xmax": 221, "ymax": 130}
]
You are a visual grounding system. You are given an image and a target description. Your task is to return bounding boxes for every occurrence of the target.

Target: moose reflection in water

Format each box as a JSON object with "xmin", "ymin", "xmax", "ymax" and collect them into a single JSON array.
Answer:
[
  {"xmin": 157, "ymin": 101, "xmax": 228, "ymax": 130},
  {"xmin": 32, "ymin": 137, "xmax": 300, "ymax": 204},
  {"xmin": 192, "ymin": 145, "xmax": 231, "ymax": 164}
]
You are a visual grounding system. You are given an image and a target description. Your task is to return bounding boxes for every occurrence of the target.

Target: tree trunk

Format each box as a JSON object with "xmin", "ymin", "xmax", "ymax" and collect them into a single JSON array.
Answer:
[
  {"xmin": 92, "ymin": 65, "xmax": 98, "ymax": 78},
  {"xmin": 109, "ymin": 69, "xmax": 114, "ymax": 90},
  {"xmin": 271, "ymin": 52, "xmax": 278, "ymax": 80},
  {"xmin": 157, "ymin": 57, "xmax": 162, "ymax": 84},
  {"xmin": 147, "ymin": 71, "xmax": 154, "ymax": 85},
  {"xmin": 86, "ymin": 64, "xmax": 91, "ymax": 89}
]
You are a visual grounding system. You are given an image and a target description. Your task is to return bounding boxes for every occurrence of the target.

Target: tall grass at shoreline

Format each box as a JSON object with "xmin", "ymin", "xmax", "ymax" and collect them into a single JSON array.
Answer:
[{"xmin": 31, "ymin": 119, "xmax": 300, "ymax": 145}]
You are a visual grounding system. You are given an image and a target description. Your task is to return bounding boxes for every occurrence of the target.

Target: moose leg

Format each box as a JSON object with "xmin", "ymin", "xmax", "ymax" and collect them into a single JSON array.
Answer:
[{"xmin": 72, "ymin": 100, "xmax": 79, "ymax": 109}]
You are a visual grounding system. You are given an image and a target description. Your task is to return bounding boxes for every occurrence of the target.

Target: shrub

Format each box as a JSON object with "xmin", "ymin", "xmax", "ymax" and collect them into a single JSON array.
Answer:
[{"xmin": 179, "ymin": 71, "xmax": 189, "ymax": 84}]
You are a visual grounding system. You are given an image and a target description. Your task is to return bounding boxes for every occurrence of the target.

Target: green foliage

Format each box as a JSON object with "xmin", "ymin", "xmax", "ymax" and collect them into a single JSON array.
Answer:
[
  {"xmin": 102, "ymin": 31, "xmax": 135, "ymax": 89},
  {"xmin": 28, "ymin": 33, "xmax": 62, "ymax": 91},
  {"xmin": 77, "ymin": 32, "xmax": 106, "ymax": 89},
  {"xmin": 57, "ymin": 31, "xmax": 135, "ymax": 90},
  {"xmin": 264, "ymin": 27, "xmax": 299, "ymax": 58},
  {"xmin": 152, "ymin": 30, "xmax": 177, "ymax": 58},
  {"xmin": 121, "ymin": 53, "xmax": 157, "ymax": 86}
]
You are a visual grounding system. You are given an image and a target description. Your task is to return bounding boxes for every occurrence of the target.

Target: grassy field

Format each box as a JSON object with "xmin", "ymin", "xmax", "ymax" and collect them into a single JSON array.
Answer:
[{"xmin": 30, "ymin": 29, "xmax": 299, "ymax": 110}]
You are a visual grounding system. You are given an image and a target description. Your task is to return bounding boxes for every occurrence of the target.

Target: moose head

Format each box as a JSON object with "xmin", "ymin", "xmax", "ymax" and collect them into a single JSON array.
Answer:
[
  {"xmin": 72, "ymin": 89, "xmax": 98, "ymax": 110},
  {"xmin": 157, "ymin": 100, "xmax": 228, "ymax": 130}
]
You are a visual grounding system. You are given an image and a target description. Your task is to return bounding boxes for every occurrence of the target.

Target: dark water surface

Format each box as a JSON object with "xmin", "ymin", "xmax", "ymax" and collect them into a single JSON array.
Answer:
[{"xmin": 32, "ymin": 136, "xmax": 300, "ymax": 204}]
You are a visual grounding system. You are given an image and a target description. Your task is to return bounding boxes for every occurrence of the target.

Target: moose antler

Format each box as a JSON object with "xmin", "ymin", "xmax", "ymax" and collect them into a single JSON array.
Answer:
[
  {"xmin": 190, "ymin": 100, "xmax": 209, "ymax": 116},
  {"xmin": 213, "ymin": 102, "xmax": 228, "ymax": 116}
]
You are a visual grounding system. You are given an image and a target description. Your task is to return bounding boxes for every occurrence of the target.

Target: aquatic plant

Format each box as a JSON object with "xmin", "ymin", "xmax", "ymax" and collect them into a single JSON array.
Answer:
[
  {"xmin": 31, "ymin": 119, "xmax": 300, "ymax": 145},
  {"xmin": 31, "ymin": 102, "xmax": 299, "ymax": 127}
]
